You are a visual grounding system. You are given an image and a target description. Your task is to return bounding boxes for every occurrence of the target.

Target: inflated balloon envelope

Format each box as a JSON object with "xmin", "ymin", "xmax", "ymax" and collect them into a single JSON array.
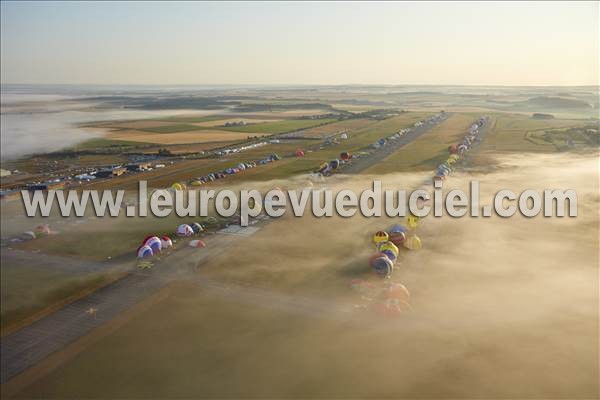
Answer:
[{"xmin": 403, "ymin": 235, "xmax": 422, "ymax": 250}]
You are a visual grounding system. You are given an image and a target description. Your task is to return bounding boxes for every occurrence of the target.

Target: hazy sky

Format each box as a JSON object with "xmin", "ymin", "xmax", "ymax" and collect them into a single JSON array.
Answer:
[{"xmin": 1, "ymin": 1, "xmax": 598, "ymax": 86}]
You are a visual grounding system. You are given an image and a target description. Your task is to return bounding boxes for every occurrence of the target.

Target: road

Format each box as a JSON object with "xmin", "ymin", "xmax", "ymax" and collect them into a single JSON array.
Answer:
[{"xmin": 0, "ymin": 114, "xmax": 452, "ymax": 384}]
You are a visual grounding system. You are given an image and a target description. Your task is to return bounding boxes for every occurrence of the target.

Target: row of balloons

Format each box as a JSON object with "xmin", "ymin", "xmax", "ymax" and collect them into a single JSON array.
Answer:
[
  {"xmin": 316, "ymin": 152, "xmax": 352, "ymax": 175},
  {"xmin": 435, "ymin": 117, "xmax": 485, "ymax": 184},
  {"xmin": 370, "ymin": 221, "xmax": 422, "ymax": 279},
  {"xmin": 136, "ymin": 222, "xmax": 207, "ymax": 259},
  {"xmin": 360, "ymin": 116, "xmax": 487, "ymax": 316},
  {"xmin": 171, "ymin": 154, "xmax": 282, "ymax": 190}
]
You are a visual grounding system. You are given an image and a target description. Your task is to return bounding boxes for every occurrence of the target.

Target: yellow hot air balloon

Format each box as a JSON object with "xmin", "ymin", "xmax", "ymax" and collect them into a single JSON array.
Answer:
[
  {"xmin": 373, "ymin": 230, "xmax": 389, "ymax": 244},
  {"xmin": 403, "ymin": 235, "xmax": 422, "ymax": 250},
  {"xmin": 407, "ymin": 213, "xmax": 420, "ymax": 229},
  {"xmin": 377, "ymin": 241, "xmax": 399, "ymax": 258},
  {"xmin": 190, "ymin": 180, "xmax": 203, "ymax": 186}
]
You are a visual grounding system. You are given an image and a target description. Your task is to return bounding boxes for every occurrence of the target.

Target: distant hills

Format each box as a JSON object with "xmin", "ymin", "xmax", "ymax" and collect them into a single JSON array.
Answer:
[{"xmin": 524, "ymin": 96, "xmax": 592, "ymax": 109}]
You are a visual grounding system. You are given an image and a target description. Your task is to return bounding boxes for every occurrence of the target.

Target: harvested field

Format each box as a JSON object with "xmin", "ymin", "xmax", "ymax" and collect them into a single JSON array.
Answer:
[
  {"xmin": 103, "ymin": 120, "xmax": 176, "ymax": 130},
  {"xmin": 109, "ymin": 130, "xmax": 267, "ymax": 145},
  {"xmin": 221, "ymin": 119, "xmax": 337, "ymax": 134}
]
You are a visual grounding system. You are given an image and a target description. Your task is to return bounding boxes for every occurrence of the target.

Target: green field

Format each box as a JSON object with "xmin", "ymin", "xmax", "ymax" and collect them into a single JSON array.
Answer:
[
  {"xmin": 139, "ymin": 124, "xmax": 210, "ymax": 134},
  {"xmin": 220, "ymin": 119, "xmax": 337, "ymax": 134},
  {"xmin": 363, "ymin": 113, "xmax": 479, "ymax": 174},
  {"xmin": 73, "ymin": 138, "xmax": 150, "ymax": 149},
  {"xmin": 477, "ymin": 113, "xmax": 593, "ymax": 154}
]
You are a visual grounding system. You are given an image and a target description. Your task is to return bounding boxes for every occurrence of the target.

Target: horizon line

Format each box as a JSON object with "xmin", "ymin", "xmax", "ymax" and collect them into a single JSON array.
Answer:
[{"xmin": 2, "ymin": 83, "xmax": 599, "ymax": 88}]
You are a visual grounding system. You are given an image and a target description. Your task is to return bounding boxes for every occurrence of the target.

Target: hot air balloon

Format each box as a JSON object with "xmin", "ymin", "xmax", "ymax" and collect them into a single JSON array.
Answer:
[
  {"xmin": 176, "ymin": 224, "xmax": 194, "ymax": 237},
  {"xmin": 389, "ymin": 224, "xmax": 408, "ymax": 234},
  {"xmin": 388, "ymin": 231, "xmax": 406, "ymax": 246},
  {"xmin": 143, "ymin": 236, "xmax": 162, "ymax": 253},
  {"xmin": 137, "ymin": 245, "xmax": 153, "ymax": 259},
  {"xmin": 189, "ymin": 222, "xmax": 203, "ymax": 234},
  {"xmin": 381, "ymin": 250, "xmax": 397, "ymax": 262},
  {"xmin": 189, "ymin": 239, "xmax": 206, "ymax": 248},
  {"xmin": 369, "ymin": 252, "xmax": 387, "ymax": 267},
  {"xmin": 438, "ymin": 164, "xmax": 451, "ymax": 173},
  {"xmin": 448, "ymin": 144, "xmax": 458, "ymax": 155},
  {"xmin": 161, "ymin": 236, "xmax": 173, "ymax": 249},
  {"xmin": 384, "ymin": 282, "xmax": 410, "ymax": 303},
  {"xmin": 35, "ymin": 224, "xmax": 51, "ymax": 235},
  {"xmin": 329, "ymin": 159, "xmax": 340, "ymax": 170},
  {"xmin": 171, "ymin": 182, "xmax": 186, "ymax": 191},
  {"xmin": 407, "ymin": 214, "xmax": 420, "ymax": 229},
  {"xmin": 377, "ymin": 241, "xmax": 399, "ymax": 259},
  {"xmin": 371, "ymin": 256, "xmax": 394, "ymax": 278},
  {"xmin": 403, "ymin": 234, "xmax": 422, "ymax": 250},
  {"xmin": 373, "ymin": 231, "xmax": 389, "ymax": 244},
  {"xmin": 436, "ymin": 167, "xmax": 449, "ymax": 176},
  {"xmin": 295, "ymin": 149, "xmax": 305, "ymax": 157},
  {"xmin": 340, "ymin": 152, "xmax": 350, "ymax": 161}
]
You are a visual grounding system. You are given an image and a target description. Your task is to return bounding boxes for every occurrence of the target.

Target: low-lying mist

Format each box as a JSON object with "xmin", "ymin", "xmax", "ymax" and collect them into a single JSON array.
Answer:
[
  {"xmin": 0, "ymin": 92, "xmax": 217, "ymax": 160},
  {"xmin": 9, "ymin": 152, "xmax": 599, "ymax": 399},
  {"xmin": 178, "ymin": 152, "xmax": 599, "ymax": 398}
]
